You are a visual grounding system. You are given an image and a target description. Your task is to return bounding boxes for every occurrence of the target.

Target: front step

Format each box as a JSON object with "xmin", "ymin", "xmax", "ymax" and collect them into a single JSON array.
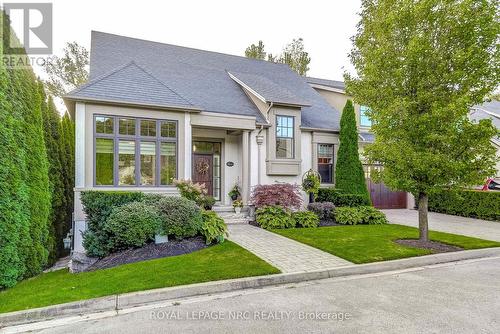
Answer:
[
  {"xmin": 215, "ymin": 210, "xmax": 249, "ymax": 225},
  {"xmin": 212, "ymin": 206, "xmax": 235, "ymax": 213}
]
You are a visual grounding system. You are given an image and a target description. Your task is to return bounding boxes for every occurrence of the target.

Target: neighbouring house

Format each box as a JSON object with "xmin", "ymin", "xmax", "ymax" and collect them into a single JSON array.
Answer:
[
  {"xmin": 469, "ymin": 100, "xmax": 500, "ymax": 178},
  {"xmin": 64, "ymin": 31, "xmax": 412, "ymax": 253},
  {"xmin": 305, "ymin": 77, "xmax": 412, "ymax": 210}
]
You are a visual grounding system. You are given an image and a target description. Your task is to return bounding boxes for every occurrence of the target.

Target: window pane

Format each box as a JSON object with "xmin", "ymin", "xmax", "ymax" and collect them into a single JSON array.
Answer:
[
  {"xmin": 276, "ymin": 116, "xmax": 294, "ymax": 158},
  {"xmin": 160, "ymin": 142, "xmax": 176, "ymax": 185},
  {"xmin": 360, "ymin": 106, "xmax": 372, "ymax": 127},
  {"xmin": 318, "ymin": 144, "xmax": 334, "ymax": 183},
  {"xmin": 119, "ymin": 140, "xmax": 136, "ymax": 185},
  {"xmin": 119, "ymin": 118, "xmax": 136, "ymax": 135},
  {"xmin": 95, "ymin": 138, "xmax": 114, "ymax": 185},
  {"xmin": 193, "ymin": 141, "xmax": 215, "ymax": 154},
  {"xmin": 318, "ymin": 164, "xmax": 333, "ymax": 183},
  {"xmin": 96, "ymin": 116, "xmax": 113, "ymax": 134},
  {"xmin": 161, "ymin": 121, "xmax": 176, "ymax": 138},
  {"xmin": 276, "ymin": 138, "xmax": 293, "ymax": 158},
  {"xmin": 140, "ymin": 120, "xmax": 156, "ymax": 137},
  {"xmin": 140, "ymin": 141, "xmax": 156, "ymax": 185}
]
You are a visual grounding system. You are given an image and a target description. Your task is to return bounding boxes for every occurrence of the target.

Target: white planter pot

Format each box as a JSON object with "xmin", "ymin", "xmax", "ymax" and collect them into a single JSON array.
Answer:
[
  {"xmin": 155, "ymin": 234, "xmax": 169, "ymax": 244},
  {"xmin": 234, "ymin": 207, "xmax": 241, "ymax": 214}
]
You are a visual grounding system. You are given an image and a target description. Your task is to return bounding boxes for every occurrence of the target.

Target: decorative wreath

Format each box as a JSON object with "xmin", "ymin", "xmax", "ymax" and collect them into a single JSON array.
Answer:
[{"xmin": 195, "ymin": 159, "xmax": 210, "ymax": 175}]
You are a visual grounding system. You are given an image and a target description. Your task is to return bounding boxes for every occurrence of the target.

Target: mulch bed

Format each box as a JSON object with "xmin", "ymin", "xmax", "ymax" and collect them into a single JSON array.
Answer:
[
  {"xmin": 248, "ymin": 220, "xmax": 341, "ymax": 228},
  {"xmin": 395, "ymin": 239, "xmax": 463, "ymax": 253},
  {"xmin": 318, "ymin": 220, "xmax": 341, "ymax": 227},
  {"xmin": 248, "ymin": 220, "xmax": 259, "ymax": 227},
  {"xmin": 87, "ymin": 236, "xmax": 208, "ymax": 271}
]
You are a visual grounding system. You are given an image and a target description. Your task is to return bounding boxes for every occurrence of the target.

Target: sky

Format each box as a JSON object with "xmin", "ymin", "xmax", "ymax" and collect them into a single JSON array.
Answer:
[{"xmin": 5, "ymin": 0, "xmax": 362, "ymax": 111}]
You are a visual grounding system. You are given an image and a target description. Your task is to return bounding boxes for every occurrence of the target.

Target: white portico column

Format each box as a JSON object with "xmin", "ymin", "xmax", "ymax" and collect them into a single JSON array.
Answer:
[
  {"xmin": 241, "ymin": 130, "xmax": 250, "ymax": 205},
  {"xmin": 256, "ymin": 134, "xmax": 264, "ymax": 184},
  {"xmin": 184, "ymin": 113, "xmax": 192, "ymax": 180}
]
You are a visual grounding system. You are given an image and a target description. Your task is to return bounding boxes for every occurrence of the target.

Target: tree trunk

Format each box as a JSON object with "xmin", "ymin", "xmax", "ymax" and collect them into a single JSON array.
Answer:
[
  {"xmin": 309, "ymin": 192, "xmax": 314, "ymax": 204},
  {"xmin": 417, "ymin": 192, "xmax": 429, "ymax": 242}
]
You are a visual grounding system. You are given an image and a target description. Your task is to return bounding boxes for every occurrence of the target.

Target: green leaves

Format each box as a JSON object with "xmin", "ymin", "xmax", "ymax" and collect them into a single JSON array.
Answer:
[
  {"xmin": 200, "ymin": 211, "xmax": 228, "ymax": 245},
  {"xmin": 346, "ymin": 0, "xmax": 499, "ymax": 195}
]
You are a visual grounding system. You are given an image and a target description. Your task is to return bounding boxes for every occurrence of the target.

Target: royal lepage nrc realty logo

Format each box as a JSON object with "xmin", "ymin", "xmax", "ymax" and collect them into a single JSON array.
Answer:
[{"xmin": 2, "ymin": 2, "xmax": 52, "ymax": 54}]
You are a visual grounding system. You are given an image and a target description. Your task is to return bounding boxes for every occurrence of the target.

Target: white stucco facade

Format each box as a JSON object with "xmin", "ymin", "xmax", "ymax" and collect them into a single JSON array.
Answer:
[{"xmin": 72, "ymin": 98, "xmax": 341, "ymax": 253}]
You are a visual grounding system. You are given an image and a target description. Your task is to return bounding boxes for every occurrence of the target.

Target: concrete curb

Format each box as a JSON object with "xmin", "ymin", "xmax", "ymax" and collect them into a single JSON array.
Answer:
[{"xmin": 2, "ymin": 247, "xmax": 500, "ymax": 328}]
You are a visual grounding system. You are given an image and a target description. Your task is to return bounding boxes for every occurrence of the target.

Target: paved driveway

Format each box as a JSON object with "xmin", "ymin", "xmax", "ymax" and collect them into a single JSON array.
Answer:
[{"xmin": 383, "ymin": 209, "xmax": 500, "ymax": 241}]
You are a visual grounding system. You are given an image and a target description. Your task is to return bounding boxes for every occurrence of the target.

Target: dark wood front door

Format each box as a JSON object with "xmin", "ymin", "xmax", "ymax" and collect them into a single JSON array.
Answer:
[{"xmin": 192, "ymin": 153, "xmax": 213, "ymax": 196}]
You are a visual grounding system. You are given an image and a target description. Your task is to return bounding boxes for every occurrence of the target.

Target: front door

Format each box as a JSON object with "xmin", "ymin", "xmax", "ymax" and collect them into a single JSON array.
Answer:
[{"xmin": 192, "ymin": 153, "xmax": 214, "ymax": 196}]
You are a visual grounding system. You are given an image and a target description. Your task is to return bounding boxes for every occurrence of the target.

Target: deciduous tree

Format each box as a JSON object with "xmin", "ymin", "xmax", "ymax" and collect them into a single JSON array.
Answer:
[
  {"xmin": 346, "ymin": 0, "xmax": 499, "ymax": 241},
  {"xmin": 43, "ymin": 42, "xmax": 89, "ymax": 98}
]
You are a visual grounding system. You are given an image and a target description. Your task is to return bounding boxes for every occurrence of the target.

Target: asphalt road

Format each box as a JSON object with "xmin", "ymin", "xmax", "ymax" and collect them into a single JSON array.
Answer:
[{"xmin": 9, "ymin": 257, "xmax": 500, "ymax": 334}]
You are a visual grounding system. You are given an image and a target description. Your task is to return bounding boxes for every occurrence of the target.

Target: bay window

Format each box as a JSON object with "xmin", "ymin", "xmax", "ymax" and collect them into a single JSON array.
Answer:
[
  {"xmin": 94, "ymin": 115, "xmax": 177, "ymax": 186},
  {"xmin": 276, "ymin": 115, "xmax": 294, "ymax": 159}
]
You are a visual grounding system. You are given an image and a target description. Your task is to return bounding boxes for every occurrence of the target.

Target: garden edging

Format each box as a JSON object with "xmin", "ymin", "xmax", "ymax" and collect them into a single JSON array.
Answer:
[{"xmin": 2, "ymin": 247, "xmax": 500, "ymax": 328}]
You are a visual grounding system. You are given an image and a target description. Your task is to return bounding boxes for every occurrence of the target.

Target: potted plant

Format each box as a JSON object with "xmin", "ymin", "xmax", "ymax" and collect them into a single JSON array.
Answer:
[
  {"xmin": 228, "ymin": 184, "xmax": 241, "ymax": 201},
  {"xmin": 232, "ymin": 199, "xmax": 243, "ymax": 214},
  {"xmin": 302, "ymin": 169, "xmax": 321, "ymax": 204}
]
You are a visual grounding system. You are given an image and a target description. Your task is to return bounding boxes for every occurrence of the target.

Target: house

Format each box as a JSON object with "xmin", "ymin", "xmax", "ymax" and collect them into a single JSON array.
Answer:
[
  {"xmin": 469, "ymin": 100, "xmax": 500, "ymax": 178},
  {"xmin": 64, "ymin": 31, "xmax": 411, "ymax": 253},
  {"xmin": 305, "ymin": 77, "xmax": 411, "ymax": 210}
]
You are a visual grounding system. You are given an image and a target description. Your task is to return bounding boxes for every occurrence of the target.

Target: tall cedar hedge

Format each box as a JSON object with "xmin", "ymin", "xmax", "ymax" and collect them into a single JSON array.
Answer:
[
  {"xmin": 42, "ymin": 91, "xmax": 69, "ymax": 262},
  {"xmin": 0, "ymin": 12, "xmax": 75, "ymax": 288},
  {"xmin": 335, "ymin": 100, "xmax": 370, "ymax": 201}
]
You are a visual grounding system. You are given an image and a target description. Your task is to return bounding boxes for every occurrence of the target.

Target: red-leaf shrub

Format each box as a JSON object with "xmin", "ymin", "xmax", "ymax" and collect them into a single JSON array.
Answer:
[{"xmin": 250, "ymin": 183, "xmax": 303, "ymax": 210}]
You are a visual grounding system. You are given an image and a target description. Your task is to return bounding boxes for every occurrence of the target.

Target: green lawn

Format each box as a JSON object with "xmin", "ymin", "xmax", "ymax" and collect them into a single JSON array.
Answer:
[
  {"xmin": 0, "ymin": 241, "xmax": 279, "ymax": 314},
  {"xmin": 273, "ymin": 224, "xmax": 500, "ymax": 264}
]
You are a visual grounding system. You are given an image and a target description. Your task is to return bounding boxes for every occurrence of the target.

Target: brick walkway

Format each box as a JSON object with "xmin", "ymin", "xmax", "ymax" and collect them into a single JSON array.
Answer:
[{"xmin": 226, "ymin": 224, "xmax": 352, "ymax": 273}]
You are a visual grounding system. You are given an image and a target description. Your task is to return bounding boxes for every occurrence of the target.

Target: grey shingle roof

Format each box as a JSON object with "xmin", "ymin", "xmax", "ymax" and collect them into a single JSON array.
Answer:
[
  {"xmin": 305, "ymin": 77, "xmax": 345, "ymax": 90},
  {"xmin": 471, "ymin": 100, "xmax": 500, "ymax": 129},
  {"xmin": 73, "ymin": 31, "xmax": 340, "ymax": 130},
  {"xmin": 359, "ymin": 132, "xmax": 375, "ymax": 143},
  {"xmin": 66, "ymin": 61, "xmax": 198, "ymax": 110},
  {"xmin": 228, "ymin": 71, "xmax": 310, "ymax": 107}
]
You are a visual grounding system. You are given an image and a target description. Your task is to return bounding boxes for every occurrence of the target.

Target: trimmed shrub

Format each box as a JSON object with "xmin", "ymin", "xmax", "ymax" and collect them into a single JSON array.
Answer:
[
  {"xmin": 292, "ymin": 211, "xmax": 319, "ymax": 228},
  {"xmin": 334, "ymin": 207, "xmax": 364, "ymax": 225},
  {"xmin": 250, "ymin": 183, "xmax": 303, "ymax": 210},
  {"xmin": 104, "ymin": 202, "xmax": 161, "ymax": 251},
  {"xmin": 81, "ymin": 191, "xmax": 145, "ymax": 257},
  {"xmin": 256, "ymin": 206, "xmax": 296, "ymax": 229},
  {"xmin": 429, "ymin": 190, "xmax": 500, "ymax": 221},
  {"xmin": 359, "ymin": 206, "xmax": 388, "ymax": 224},
  {"xmin": 152, "ymin": 196, "xmax": 203, "ymax": 240},
  {"xmin": 200, "ymin": 211, "xmax": 228, "ymax": 245},
  {"xmin": 317, "ymin": 188, "xmax": 370, "ymax": 207},
  {"xmin": 307, "ymin": 202, "xmax": 335, "ymax": 221},
  {"xmin": 335, "ymin": 100, "xmax": 370, "ymax": 200},
  {"xmin": 334, "ymin": 206, "xmax": 388, "ymax": 225}
]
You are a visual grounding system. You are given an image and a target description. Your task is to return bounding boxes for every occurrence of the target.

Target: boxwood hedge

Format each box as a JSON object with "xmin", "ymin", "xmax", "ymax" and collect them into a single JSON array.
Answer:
[
  {"xmin": 429, "ymin": 190, "xmax": 500, "ymax": 221},
  {"xmin": 317, "ymin": 188, "xmax": 371, "ymax": 207}
]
